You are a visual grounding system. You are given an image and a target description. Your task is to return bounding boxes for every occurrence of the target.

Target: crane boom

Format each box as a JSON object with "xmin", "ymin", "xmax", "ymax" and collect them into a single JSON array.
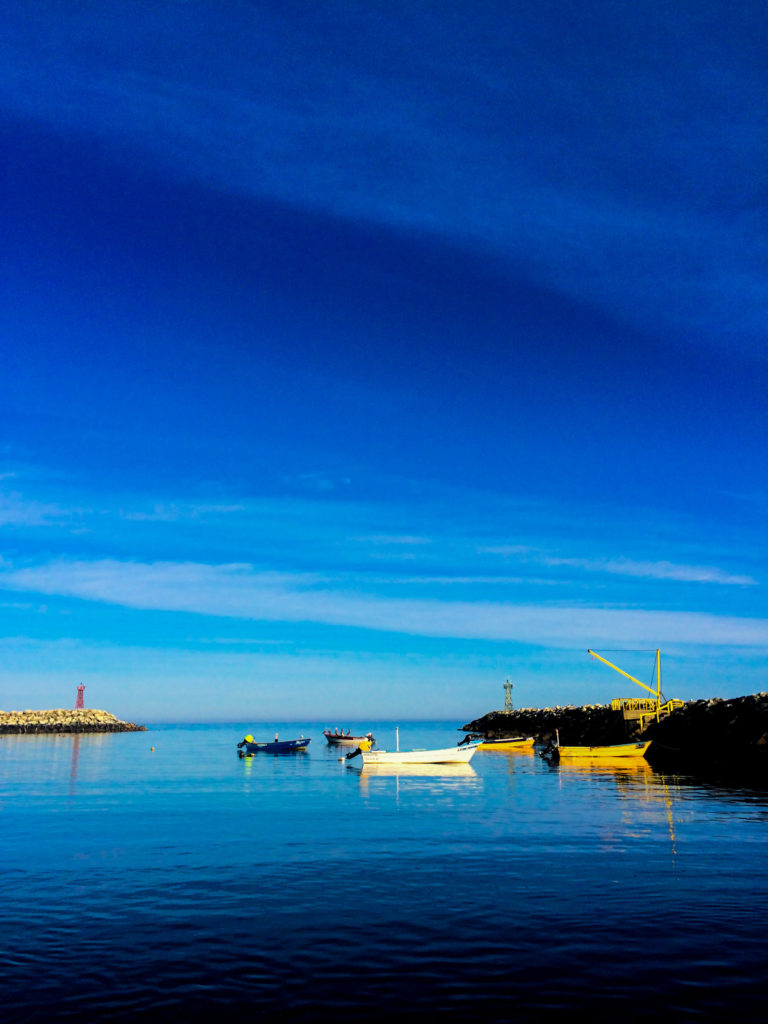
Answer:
[{"xmin": 587, "ymin": 649, "xmax": 661, "ymax": 700}]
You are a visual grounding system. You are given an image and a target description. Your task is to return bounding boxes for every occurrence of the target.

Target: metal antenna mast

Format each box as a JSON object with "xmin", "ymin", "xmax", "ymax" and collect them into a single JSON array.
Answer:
[{"xmin": 503, "ymin": 680, "xmax": 514, "ymax": 711}]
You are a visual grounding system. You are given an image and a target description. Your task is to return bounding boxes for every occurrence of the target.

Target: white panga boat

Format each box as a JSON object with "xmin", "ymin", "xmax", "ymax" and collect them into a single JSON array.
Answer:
[{"xmin": 358, "ymin": 727, "xmax": 481, "ymax": 765}]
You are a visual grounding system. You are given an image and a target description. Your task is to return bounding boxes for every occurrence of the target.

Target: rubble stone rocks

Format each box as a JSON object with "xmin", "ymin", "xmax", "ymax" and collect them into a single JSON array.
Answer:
[
  {"xmin": 0, "ymin": 708, "xmax": 146, "ymax": 734},
  {"xmin": 642, "ymin": 692, "xmax": 768, "ymax": 773},
  {"xmin": 462, "ymin": 704, "xmax": 628, "ymax": 746},
  {"xmin": 463, "ymin": 692, "xmax": 768, "ymax": 776}
]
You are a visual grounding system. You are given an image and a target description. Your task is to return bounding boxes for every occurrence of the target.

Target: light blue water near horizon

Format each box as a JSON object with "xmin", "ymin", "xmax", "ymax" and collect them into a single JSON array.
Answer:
[{"xmin": 2, "ymin": 721, "xmax": 767, "ymax": 1023}]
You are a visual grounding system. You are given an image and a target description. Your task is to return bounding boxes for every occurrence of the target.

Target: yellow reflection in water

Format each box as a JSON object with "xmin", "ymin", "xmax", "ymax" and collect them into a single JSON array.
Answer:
[{"xmin": 556, "ymin": 758, "xmax": 681, "ymax": 854}]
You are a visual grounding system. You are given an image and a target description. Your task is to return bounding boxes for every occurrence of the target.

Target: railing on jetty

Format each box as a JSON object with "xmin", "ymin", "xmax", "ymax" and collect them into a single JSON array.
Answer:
[
  {"xmin": 612, "ymin": 696, "xmax": 685, "ymax": 729},
  {"xmin": 611, "ymin": 698, "xmax": 658, "ymax": 712}
]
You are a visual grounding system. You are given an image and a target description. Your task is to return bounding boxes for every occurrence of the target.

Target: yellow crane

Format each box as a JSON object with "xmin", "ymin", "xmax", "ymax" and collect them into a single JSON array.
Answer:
[{"xmin": 587, "ymin": 649, "xmax": 683, "ymax": 728}]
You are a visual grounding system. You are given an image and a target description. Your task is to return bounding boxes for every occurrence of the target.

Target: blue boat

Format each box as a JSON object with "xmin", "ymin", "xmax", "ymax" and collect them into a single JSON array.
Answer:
[{"xmin": 237, "ymin": 734, "xmax": 311, "ymax": 756}]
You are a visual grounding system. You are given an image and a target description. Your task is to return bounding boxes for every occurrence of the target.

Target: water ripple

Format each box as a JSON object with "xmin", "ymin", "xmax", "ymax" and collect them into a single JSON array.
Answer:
[{"xmin": 2, "ymin": 723, "xmax": 767, "ymax": 1022}]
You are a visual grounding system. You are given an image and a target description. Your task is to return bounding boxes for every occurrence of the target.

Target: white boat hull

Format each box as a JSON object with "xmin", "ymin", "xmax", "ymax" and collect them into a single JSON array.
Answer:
[{"xmin": 360, "ymin": 743, "xmax": 480, "ymax": 765}]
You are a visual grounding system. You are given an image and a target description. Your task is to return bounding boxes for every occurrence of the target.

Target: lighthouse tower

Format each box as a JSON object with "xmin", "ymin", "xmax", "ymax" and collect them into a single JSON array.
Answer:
[{"xmin": 75, "ymin": 684, "xmax": 85, "ymax": 710}]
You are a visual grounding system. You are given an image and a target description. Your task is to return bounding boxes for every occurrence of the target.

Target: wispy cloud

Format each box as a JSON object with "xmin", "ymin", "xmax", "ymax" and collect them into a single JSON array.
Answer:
[
  {"xmin": 120, "ymin": 502, "xmax": 246, "ymax": 522},
  {"xmin": 542, "ymin": 556, "xmax": 756, "ymax": 587},
  {"xmin": 281, "ymin": 472, "xmax": 351, "ymax": 493},
  {"xmin": 1, "ymin": 558, "xmax": 766, "ymax": 649},
  {"xmin": 0, "ymin": 492, "xmax": 75, "ymax": 527},
  {"xmin": 480, "ymin": 545, "xmax": 534, "ymax": 557},
  {"xmin": 484, "ymin": 545, "xmax": 756, "ymax": 587},
  {"xmin": 359, "ymin": 535, "xmax": 432, "ymax": 546}
]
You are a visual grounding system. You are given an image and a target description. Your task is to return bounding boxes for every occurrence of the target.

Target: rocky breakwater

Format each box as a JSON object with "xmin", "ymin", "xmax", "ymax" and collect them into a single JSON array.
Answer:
[
  {"xmin": 463, "ymin": 704, "xmax": 629, "ymax": 747},
  {"xmin": 463, "ymin": 692, "xmax": 768, "ymax": 776},
  {"xmin": 642, "ymin": 692, "xmax": 768, "ymax": 774},
  {"xmin": 0, "ymin": 709, "xmax": 146, "ymax": 734}
]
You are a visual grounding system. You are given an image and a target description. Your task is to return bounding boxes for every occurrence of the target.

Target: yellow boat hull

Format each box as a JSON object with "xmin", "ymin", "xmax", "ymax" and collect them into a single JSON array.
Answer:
[
  {"xmin": 479, "ymin": 737, "xmax": 535, "ymax": 751},
  {"xmin": 557, "ymin": 740, "xmax": 651, "ymax": 759}
]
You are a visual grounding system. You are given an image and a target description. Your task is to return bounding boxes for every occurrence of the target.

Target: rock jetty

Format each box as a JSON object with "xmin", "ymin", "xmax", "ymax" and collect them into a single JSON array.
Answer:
[
  {"xmin": 463, "ymin": 692, "xmax": 768, "ymax": 776},
  {"xmin": 643, "ymin": 693, "xmax": 768, "ymax": 774},
  {"xmin": 0, "ymin": 709, "xmax": 146, "ymax": 734},
  {"xmin": 463, "ymin": 703, "xmax": 625, "ymax": 747}
]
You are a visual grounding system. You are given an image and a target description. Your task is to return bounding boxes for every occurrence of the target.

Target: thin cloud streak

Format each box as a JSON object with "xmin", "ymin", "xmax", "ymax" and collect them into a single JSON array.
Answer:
[
  {"xmin": 0, "ymin": 492, "xmax": 78, "ymax": 527},
  {"xmin": 542, "ymin": 556, "xmax": 756, "ymax": 587},
  {"xmin": 485, "ymin": 545, "xmax": 756, "ymax": 586},
  {"xmin": 2, "ymin": 558, "xmax": 766, "ymax": 649}
]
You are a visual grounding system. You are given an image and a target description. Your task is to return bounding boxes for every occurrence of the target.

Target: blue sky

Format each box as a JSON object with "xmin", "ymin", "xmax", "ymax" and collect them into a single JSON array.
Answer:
[{"xmin": 1, "ymin": 1, "xmax": 766, "ymax": 722}]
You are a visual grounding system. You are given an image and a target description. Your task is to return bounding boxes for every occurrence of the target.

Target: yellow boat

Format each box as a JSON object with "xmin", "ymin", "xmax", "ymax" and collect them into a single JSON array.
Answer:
[
  {"xmin": 556, "ymin": 740, "xmax": 651, "ymax": 759},
  {"xmin": 479, "ymin": 736, "xmax": 535, "ymax": 751}
]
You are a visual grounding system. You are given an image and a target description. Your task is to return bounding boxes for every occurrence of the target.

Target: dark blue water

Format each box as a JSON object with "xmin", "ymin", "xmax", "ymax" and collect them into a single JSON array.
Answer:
[{"xmin": 2, "ymin": 722, "xmax": 767, "ymax": 1022}]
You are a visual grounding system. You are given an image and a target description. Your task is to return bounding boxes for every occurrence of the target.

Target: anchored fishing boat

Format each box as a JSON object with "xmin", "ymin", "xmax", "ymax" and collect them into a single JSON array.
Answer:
[
  {"xmin": 548, "ymin": 719, "xmax": 650, "ymax": 760},
  {"xmin": 349, "ymin": 727, "xmax": 481, "ymax": 765},
  {"xmin": 555, "ymin": 739, "xmax": 651, "ymax": 759},
  {"xmin": 479, "ymin": 736, "xmax": 535, "ymax": 751},
  {"xmin": 237, "ymin": 734, "xmax": 311, "ymax": 756},
  {"xmin": 323, "ymin": 728, "xmax": 375, "ymax": 747}
]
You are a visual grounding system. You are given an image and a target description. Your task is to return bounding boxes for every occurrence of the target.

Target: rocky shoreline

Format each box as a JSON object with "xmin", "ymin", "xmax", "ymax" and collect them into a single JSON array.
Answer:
[
  {"xmin": 463, "ymin": 691, "xmax": 768, "ymax": 777},
  {"xmin": 0, "ymin": 709, "xmax": 146, "ymax": 734}
]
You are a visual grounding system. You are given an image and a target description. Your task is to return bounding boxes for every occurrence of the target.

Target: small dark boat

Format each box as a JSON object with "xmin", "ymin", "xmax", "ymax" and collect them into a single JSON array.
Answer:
[
  {"xmin": 323, "ymin": 728, "xmax": 375, "ymax": 747},
  {"xmin": 237, "ymin": 734, "xmax": 311, "ymax": 756}
]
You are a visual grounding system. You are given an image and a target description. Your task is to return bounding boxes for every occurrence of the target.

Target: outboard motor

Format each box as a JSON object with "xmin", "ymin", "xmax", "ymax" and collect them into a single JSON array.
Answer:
[
  {"xmin": 237, "ymin": 733, "xmax": 254, "ymax": 754},
  {"xmin": 345, "ymin": 736, "xmax": 373, "ymax": 760}
]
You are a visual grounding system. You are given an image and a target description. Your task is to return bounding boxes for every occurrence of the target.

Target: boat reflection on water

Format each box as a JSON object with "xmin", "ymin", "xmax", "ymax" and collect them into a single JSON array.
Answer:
[
  {"xmin": 554, "ymin": 756, "xmax": 667, "ymax": 799},
  {"xmin": 350, "ymin": 761, "xmax": 480, "ymax": 796},
  {"xmin": 555, "ymin": 756, "xmax": 656, "ymax": 778},
  {"xmin": 554, "ymin": 756, "xmax": 682, "ymax": 855},
  {"xmin": 354, "ymin": 762, "xmax": 478, "ymax": 778}
]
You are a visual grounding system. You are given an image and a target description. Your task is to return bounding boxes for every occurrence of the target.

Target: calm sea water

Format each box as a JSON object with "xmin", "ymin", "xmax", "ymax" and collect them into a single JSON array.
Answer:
[{"xmin": 1, "ymin": 721, "xmax": 767, "ymax": 1023}]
